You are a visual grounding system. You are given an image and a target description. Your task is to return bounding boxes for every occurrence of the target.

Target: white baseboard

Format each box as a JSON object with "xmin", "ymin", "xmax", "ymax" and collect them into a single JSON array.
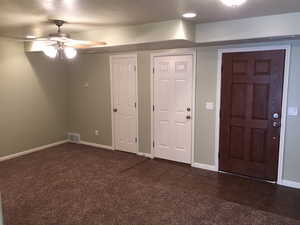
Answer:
[
  {"xmin": 279, "ymin": 179, "xmax": 300, "ymax": 189},
  {"xmin": 0, "ymin": 140, "xmax": 68, "ymax": 162},
  {"xmin": 192, "ymin": 162, "xmax": 217, "ymax": 172},
  {"xmin": 136, "ymin": 152, "xmax": 154, "ymax": 159},
  {"xmin": 80, "ymin": 141, "xmax": 113, "ymax": 150}
]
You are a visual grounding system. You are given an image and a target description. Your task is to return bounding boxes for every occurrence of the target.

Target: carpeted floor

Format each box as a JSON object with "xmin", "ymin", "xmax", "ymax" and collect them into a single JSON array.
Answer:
[{"xmin": 0, "ymin": 143, "xmax": 300, "ymax": 225}]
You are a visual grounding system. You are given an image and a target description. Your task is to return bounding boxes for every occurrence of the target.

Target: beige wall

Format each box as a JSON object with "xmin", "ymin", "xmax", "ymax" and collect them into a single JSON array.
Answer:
[
  {"xmin": 2, "ymin": 37, "xmax": 298, "ymax": 183},
  {"xmin": 67, "ymin": 52, "xmax": 152, "ymax": 153},
  {"xmin": 1, "ymin": 27, "xmax": 299, "ymax": 185},
  {"xmin": 196, "ymin": 13, "xmax": 300, "ymax": 44},
  {"xmin": 67, "ymin": 41, "xmax": 300, "ymax": 184},
  {"xmin": 67, "ymin": 54, "xmax": 112, "ymax": 146},
  {"xmin": 194, "ymin": 46, "xmax": 218, "ymax": 165},
  {"xmin": 137, "ymin": 52, "xmax": 152, "ymax": 154},
  {"xmin": 195, "ymin": 41, "xmax": 300, "ymax": 183},
  {"xmin": 71, "ymin": 20, "xmax": 195, "ymax": 47},
  {"xmin": 0, "ymin": 38, "xmax": 68, "ymax": 157},
  {"xmin": 283, "ymin": 41, "xmax": 300, "ymax": 182}
]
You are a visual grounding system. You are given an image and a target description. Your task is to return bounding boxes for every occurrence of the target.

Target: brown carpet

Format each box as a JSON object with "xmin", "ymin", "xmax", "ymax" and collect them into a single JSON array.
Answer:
[{"xmin": 0, "ymin": 143, "xmax": 300, "ymax": 225}]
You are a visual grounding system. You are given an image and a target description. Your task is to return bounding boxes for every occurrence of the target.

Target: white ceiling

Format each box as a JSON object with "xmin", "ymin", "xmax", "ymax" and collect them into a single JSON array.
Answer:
[{"xmin": 1, "ymin": 0, "xmax": 300, "ymax": 38}]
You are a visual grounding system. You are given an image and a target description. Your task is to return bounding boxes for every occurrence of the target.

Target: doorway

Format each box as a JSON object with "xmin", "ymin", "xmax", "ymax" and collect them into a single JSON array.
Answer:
[
  {"xmin": 151, "ymin": 50, "xmax": 195, "ymax": 164},
  {"xmin": 218, "ymin": 49, "xmax": 288, "ymax": 181},
  {"xmin": 110, "ymin": 54, "xmax": 138, "ymax": 154}
]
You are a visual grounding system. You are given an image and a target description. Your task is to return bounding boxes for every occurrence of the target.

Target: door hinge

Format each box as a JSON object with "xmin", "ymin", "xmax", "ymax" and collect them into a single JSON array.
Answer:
[
  {"xmin": 153, "ymin": 105, "xmax": 155, "ymax": 112},
  {"xmin": 153, "ymin": 141, "xmax": 155, "ymax": 148},
  {"xmin": 153, "ymin": 67, "xmax": 155, "ymax": 74},
  {"xmin": 134, "ymin": 102, "xmax": 137, "ymax": 108},
  {"xmin": 135, "ymin": 137, "xmax": 138, "ymax": 143},
  {"xmin": 134, "ymin": 65, "xmax": 137, "ymax": 72},
  {"xmin": 221, "ymin": 65, "xmax": 224, "ymax": 73}
]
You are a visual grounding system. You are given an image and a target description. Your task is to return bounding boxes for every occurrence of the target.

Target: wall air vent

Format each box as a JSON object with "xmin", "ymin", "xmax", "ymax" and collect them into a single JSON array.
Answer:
[{"xmin": 68, "ymin": 133, "xmax": 81, "ymax": 144}]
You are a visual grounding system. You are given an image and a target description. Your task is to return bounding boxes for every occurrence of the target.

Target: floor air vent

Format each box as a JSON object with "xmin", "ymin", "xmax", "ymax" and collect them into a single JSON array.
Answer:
[{"xmin": 68, "ymin": 133, "xmax": 81, "ymax": 144}]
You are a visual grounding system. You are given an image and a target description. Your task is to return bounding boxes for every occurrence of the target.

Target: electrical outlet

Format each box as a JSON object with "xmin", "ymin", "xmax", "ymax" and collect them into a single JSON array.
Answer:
[{"xmin": 95, "ymin": 130, "xmax": 100, "ymax": 136}]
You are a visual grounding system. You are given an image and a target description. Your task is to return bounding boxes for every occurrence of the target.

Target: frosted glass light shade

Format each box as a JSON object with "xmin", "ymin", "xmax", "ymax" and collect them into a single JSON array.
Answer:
[
  {"xmin": 64, "ymin": 47, "xmax": 77, "ymax": 59},
  {"xmin": 42, "ymin": 46, "xmax": 57, "ymax": 58}
]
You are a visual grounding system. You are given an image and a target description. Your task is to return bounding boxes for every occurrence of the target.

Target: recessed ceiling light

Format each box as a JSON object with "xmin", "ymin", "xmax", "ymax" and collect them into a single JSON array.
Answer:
[
  {"xmin": 182, "ymin": 12, "xmax": 197, "ymax": 18},
  {"xmin": 220, "ymin": 0, "xmax": 247, "ymax": 7},
  {"xmin": 26, "ymin": 35, "xmax": 36, "ymax": 39}
]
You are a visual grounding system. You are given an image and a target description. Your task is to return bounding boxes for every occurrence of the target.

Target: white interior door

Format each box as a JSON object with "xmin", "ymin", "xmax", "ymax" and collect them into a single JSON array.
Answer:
[
  {"xmin": 154, "ymin": 55, "xmax": 193, "ymax": 164},
  {"xmin": 111, "ymin": 56, "xmax": 138, "ymax": 153}
]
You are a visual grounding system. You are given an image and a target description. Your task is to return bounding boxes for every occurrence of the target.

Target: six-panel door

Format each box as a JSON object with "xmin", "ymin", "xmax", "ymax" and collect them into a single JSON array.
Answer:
[
  {"xmin": 219, "ymin": 50, "xmax": 285, "ymax": 181},
  {"xmin": 111, "ymin": 56, "xmax": 138, "ymax": 153},
  {"xmin": 154, "ymin": 55, "xmax": 193, "ymax": 164}
]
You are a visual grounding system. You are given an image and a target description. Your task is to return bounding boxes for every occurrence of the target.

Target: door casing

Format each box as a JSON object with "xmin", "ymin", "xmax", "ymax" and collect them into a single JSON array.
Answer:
[
  {"xmin": 215, "ymin": 45, "xmax": 291, "ymax": 185},
  {"xmin": 110, "ymin": 53, "xmax": 139, "ymax": 153},
  {"xmin": 150, "ymin": 48, "xmax": 196, "ymax": 164}
]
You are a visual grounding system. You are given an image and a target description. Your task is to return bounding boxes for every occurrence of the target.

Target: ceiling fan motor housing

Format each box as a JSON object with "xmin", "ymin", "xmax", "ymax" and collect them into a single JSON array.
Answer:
[
  {"xmin": 48, "ymin": 32, "xmax": 71, "ymax": 39},
  {"xmin": 52, "ymin": 19, "xmax": 66, "ymax": 28}
]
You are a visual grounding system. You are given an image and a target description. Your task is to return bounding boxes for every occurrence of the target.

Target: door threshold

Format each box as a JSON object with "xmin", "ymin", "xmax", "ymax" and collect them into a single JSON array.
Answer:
[
  {"xmin": 218, "ymin": 170, "xmax": 277, "ymax": 184},
  {"xmin": 154, "ymin": 157, "xmax": 191, "ymax": 167}
]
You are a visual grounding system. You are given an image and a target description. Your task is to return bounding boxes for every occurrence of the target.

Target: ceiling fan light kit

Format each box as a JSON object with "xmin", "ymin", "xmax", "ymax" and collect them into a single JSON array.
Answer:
[
  {"xmin": 23, "ymin": 19, "xmax": 106, "ymax": 59},
  {"xmin": 43, "ymin": 45, "xmax": 77, "ymax": 59},
  {"xmin": 41, "ymin": 20, "xmax": 77, "ymax": 59}
]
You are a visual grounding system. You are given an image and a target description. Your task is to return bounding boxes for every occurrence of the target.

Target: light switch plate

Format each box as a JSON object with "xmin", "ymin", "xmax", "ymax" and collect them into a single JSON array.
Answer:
[
  {"xmin": 288, "ymin": 107, "xmax": 298, "ymax": 116},
  {"xmin": 206, "ymin": 102, "xmax": 214, "ymax": 110}
]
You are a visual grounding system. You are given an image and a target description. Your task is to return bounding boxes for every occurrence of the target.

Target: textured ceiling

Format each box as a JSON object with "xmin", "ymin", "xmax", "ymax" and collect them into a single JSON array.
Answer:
[{"xmin": 1, "ymin": 0, "xmax": 300, "ymax": 38}]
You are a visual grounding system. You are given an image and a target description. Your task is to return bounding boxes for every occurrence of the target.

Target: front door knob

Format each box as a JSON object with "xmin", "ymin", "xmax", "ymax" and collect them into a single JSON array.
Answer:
[
  {"xmin": 113, "ymin": 108, "xmax": 118, "ymax": 112},
  {"xmin": 186, "ymin": 115, "xmax": 191, "ymax": 120}
]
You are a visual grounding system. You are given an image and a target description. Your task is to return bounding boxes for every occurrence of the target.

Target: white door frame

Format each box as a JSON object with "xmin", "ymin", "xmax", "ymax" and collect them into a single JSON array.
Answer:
[
  {"xmin": 215, "ymin": 45, "xmax": 291, "ymax": 185},
  {"xmin": 109, "ymin": 53, "xmax": 139, "ymax": 153},
  {"xmin": 150, "ymin": 48, "xmax": 196, "ymax": 164}
]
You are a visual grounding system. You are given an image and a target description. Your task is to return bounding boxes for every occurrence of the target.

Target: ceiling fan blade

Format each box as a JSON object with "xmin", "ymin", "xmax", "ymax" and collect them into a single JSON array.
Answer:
[
  {"xmin": 64, "ymin": 40, "xmax": 107, "ymax": 49},
  {"xmin": 38, "ymin": 40, "xmax": 57, "ymax": 45},
  {"xmin": 29, "ymin": 40, "xmax": 57, "ymax": 49},
  {"xmin": 1, "ymin": 35, "xmax": 48, "ymax": 42},
  {"xmin": 32, "ymin": 38, "xmax": 52, "ymax": 41}
]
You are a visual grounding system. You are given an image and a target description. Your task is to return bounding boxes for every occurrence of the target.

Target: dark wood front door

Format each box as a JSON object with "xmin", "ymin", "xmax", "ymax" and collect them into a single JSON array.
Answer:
[{"xmin": 219, "ymin": 50, "xmax": 285, "ymax": 181}]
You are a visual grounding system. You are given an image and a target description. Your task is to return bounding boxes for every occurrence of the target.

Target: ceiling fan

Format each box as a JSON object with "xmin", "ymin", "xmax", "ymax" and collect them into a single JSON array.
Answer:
[{"xmin": 26, "ymin": 19, "xmax": 106, "ymax": 59}]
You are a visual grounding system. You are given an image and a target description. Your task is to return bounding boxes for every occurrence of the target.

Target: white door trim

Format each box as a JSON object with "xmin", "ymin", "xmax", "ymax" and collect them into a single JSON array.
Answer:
[
  {"xmin": 109, "ymin": 53, "xmax": 139, "ymax": 153},
  {"xmin": 215, "ymin": 45, "xmax": 291, "ymax": 185},
  {"xmin": 150, "ymin": 48, "xmax": 196, "ymax": 164}
]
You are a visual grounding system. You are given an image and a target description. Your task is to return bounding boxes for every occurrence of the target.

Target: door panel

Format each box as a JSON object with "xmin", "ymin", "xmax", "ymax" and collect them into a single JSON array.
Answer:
[
  {"xmin": 111, "ymin": 56, "xmax": 137, "ymax": 153},
  {"xmin": 154, "ymin": 55, "xmax": 193, "ymax": 164},
  {"xmin": 219, "ymin": 50, "xmax": 285, "ymax": 181}
]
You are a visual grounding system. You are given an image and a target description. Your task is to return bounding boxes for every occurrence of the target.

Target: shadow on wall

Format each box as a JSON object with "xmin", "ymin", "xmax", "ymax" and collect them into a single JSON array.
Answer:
[
  {"xmin": 0, "ymin": 37, "xmax": 68, "ymax": 157},
  {"xmin": 25, "ymin": 52, "xmax": 68, "ymax": 117},
  {"xmin": 21, "ymin": 51, "xmax": 69, "ymax": 144}
]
